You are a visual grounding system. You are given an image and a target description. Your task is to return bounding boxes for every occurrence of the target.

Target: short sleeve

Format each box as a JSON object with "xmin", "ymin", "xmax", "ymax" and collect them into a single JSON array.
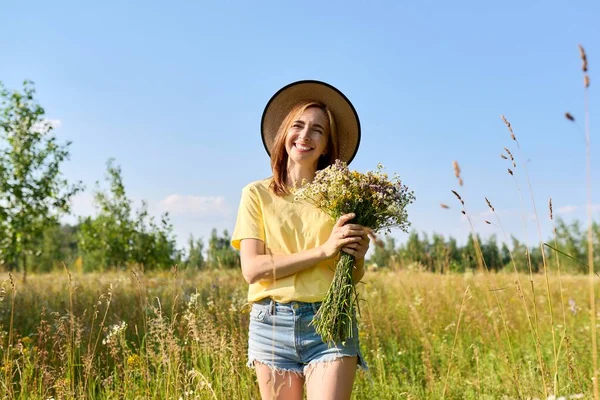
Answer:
[{"xmin": 231, "ymin": 184, "xmax": 265, "ymax": 250}]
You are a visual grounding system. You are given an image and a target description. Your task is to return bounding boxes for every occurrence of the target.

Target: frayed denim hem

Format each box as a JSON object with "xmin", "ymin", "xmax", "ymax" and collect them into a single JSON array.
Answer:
[
  {"xmin": 303, "ymin": 351, "xmax": 368, "ymax": 377},
  {"xmin": 247, "ymin": 358, "xmax": 305, "ymax": 376}
]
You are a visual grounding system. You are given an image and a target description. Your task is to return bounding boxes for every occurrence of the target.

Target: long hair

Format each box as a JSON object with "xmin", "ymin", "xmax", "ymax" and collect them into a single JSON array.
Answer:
[{"xmin": 269, "ymin": 101, "xmax": 338, "ymax": 196}]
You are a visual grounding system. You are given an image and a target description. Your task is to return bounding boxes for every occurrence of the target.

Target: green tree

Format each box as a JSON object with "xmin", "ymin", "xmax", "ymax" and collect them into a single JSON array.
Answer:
[
  {"xmin": 554, "ymin": 218, "xmax": 587, "ymax": 273},
  {"xmin": 130, "ymin": 201, "xmax": 176, "ymax": 270},
  {"xmin": 368, "ymin": 234, "xmax": 396, "ymax": 268},
  {"xmin": 430, "ymin": 233, "xmax": 448, "ymax": 273},
  {"xmin": 461, "ymin": 234, "xmax": 480, "ymax": 272},
  {"xmin": 0, "ymin": 81, "xmax": 82, "ymax": 278},
  {"xmin": 501, "ymin": 242, "xmax": 511, "ymax": 268},
  {"xmin": 185, "ymin": 234, "xmax": 205, "ymax": 269},
  {"xmin": 78, "ymin": 159, "xmax": 134, "ymax": 270},
  {"xmin": 509, "ymin": 236, "xmax": 534, "ymax": 273},
  {"xmin": 208, "ymin": 229, "xmax": 239, "ymax": 268},
  {"xmin": 78, "ymin": 159, "xmax": 176, "ymax": 271},
  {"xmin": 481, "ymin": 234, "xmax": 502, "ymax": 271},
  {"xmin": 399, "ymin": 231, "xmax": 426, "ymax": 270},
  {"xmin": 28, "ymin": 223, "xmax": 79, "ymax": 272}
]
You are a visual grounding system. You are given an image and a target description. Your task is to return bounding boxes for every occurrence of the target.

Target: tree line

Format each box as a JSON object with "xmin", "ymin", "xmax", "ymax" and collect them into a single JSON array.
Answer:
[
  {"xmin": 1, "ymin": 81, "xmax": 597, "ymax": 275},
  {"xmin": 369, "ymin": 221, "xmax": 599, "ymax": 274}
]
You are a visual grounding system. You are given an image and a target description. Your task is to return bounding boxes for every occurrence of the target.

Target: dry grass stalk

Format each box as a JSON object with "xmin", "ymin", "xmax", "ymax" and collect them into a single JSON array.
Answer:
[
  {"xmin": 503, "ymin": 148, "xmax": 517, "ymax": 168},
  {"xmin": 579, "ymin": 44, "xmax": 588, "ymax": 72},
  {"xmin": 453, "ymin": 161, "xmax": 463, "ymax": 186},
  {"xmin": 499, "ymin": 115, "xmax": 556, "ymax": 395},
  {"xmin": 369, "ymin": 231, "xmax": 385, "ymax": 248},
  {"xmin": 504, "ymin": 116, "xmax": 557, "ymax": 396},
  {"xmin": 501, "ymin": 115, "xmax": 517, "ymax": 141},
  {"xmin": 449, "ymin": 188, "xmax": 521, "ymax": 394},
  {"xmin": 487, "ymin": 195, "xmax": 548, "ymax": 396},
  {"xmin": 442, "ymin": 285, "xmax": 470, "ymax": 399},
  {"xmin": 549, "ymin": 198, "xmax": 567, "ymax": 328},
  {"xmin": 579, "ymin": 42, "xmax": 598, "ymax": 400},
  {"xmin": 451, "ymin": 190, "xmax": 464, "ymax": 206},
  {"xmin": 485, "ymin": 197, "xmax": 495, "ymax": 212}
]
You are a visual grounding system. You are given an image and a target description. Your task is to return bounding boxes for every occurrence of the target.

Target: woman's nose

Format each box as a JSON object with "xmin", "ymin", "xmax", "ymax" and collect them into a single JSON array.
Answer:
[{"xmin": 297, "ymin": 127, "xmax": 310, "ymax": 141}]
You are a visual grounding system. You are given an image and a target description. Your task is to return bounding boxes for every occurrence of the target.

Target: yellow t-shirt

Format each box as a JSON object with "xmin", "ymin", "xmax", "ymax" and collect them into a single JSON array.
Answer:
[{"xmin": 231, "ymin": 177, "xmax": 337, "ymax": 303}]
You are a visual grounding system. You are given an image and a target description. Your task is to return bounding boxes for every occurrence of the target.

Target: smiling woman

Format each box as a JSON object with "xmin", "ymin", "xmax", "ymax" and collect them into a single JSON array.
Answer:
[
  {"xmin": 231, "ymin": 80, "xmax": 368, "ymax": 400},
  {"xmin": 270, "ymin": 101, "xmax": 338, "ymax": 197}
]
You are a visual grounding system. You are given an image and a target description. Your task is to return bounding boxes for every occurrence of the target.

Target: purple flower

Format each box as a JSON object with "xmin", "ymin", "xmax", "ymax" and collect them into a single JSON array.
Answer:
[{"xmin": 569, "ymin": 298, "xmax": 579, "ymax": 315}]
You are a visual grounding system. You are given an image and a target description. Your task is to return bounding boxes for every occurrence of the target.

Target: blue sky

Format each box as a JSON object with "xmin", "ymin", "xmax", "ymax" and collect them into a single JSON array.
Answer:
[{"xmin": 2, "ymin": 1, "xmax": 599, "ymax": 251}]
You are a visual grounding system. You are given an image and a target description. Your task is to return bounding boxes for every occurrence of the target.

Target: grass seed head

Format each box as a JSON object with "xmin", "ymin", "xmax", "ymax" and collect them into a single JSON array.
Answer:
[
  {"xmin": 453, "ymin": 161, "xmax": 463, "ymax": 186},
  {"xmin": 440, "ymin": 203, "xmax": 450, "ymax": 209},
  {"xmin": 584, "ymin": 75, "xmax": 590, "ymax": 88},
  {"xmin": 500, "ymin": 154, "xmax": 508, "ymax": 160},
  {"xmin": 579, "ymin": 44, "xmax": 588, "ymax": 72},
  {"xmin": 549, "ymin": 198, "xmax": 553, "ymax": 220},
  {"xmin": 508, "ymin": 168, "xmax": 514, "ymax": 176},
  {"xmin": 501, "ymin": 115, "xmax": 516, "ymax": 141},
  {"xmin": 485, "ymin": 197, "xmax": 495, "ymax": 212},
  {"xmin": 565, "ymin": 112, "xmax": 575, "ymax": 122}
]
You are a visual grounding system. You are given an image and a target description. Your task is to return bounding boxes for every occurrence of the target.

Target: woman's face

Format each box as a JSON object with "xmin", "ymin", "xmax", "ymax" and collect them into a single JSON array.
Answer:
[{"xmin": 284, "ymin": 107, "xmax": 329, "ymax": 169}]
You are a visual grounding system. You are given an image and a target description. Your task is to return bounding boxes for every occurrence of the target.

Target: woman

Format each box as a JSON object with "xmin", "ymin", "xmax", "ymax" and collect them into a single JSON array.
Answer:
[{"xmin": 231, "ymin": 80, "xmax": 370, "ymax": 400}]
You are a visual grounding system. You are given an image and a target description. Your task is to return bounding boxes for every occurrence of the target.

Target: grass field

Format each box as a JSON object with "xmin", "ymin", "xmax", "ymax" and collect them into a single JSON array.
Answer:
[{"xmin": 0, "ymin": 268, "xmax": 593, "ymax": 399}]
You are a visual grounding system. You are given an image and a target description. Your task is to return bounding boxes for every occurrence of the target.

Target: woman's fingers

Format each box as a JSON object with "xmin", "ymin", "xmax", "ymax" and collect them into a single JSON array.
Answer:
[
  {"xmin": 334, "ymin": 213, "xmax": 355, "ymax": 228},
  {"xmin": 342, "ymin": 247, "xmax": 358, "ymax": 256},
  {"xmin": 337, "ymin": 227, "xmax": 368, "ymax": 238}
]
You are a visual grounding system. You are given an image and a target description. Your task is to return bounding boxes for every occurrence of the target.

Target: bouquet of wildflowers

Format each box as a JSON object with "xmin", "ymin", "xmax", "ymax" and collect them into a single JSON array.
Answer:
[{"xmin": 294, "ymin": 160, "xmax": 415, "ymax": 344}]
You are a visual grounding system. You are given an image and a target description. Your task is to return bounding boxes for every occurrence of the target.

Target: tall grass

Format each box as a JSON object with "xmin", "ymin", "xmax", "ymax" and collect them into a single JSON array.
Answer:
[{"xmin": 0, "ymin": 269, "xmax": 593, "ymax": 399}]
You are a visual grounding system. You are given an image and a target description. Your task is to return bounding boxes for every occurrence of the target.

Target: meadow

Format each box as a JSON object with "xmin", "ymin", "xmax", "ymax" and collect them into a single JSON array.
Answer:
[
  {"xmin": 0, "ymin": 267, "xmax": 593, "ymax": 399},
  {"xmin": 0, "ymin": 33, "xmax": 595, "ymax": 400}
]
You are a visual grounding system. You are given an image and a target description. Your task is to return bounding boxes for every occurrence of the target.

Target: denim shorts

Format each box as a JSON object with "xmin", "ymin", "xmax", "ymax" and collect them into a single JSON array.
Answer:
[{"xmin": 247, "ymin": 297, "xmax": 367, "ymax": 375}]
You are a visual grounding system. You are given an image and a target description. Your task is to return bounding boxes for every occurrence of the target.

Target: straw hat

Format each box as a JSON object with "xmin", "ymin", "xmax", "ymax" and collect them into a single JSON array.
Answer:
[{"xmin": 260, "ymin": 80, "xmax": 361, "ymax": 164}]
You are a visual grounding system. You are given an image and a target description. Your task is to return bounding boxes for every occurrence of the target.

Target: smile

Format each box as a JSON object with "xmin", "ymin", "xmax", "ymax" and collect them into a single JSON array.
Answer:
[{"xmin": 294, "ymin": 143, "xmax": 313, "ymax": 151}]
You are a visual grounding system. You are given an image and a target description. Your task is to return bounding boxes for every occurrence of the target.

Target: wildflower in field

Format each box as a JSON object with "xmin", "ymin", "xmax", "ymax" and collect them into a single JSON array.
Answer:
[
  {"xmin": 294, "ymin": 160, "xmax": 414, "ymax": 343},
  {"xmin": 127, "ymin": 354, "xmax": 141, "ymax": 369},
  {"xmin": 102, "ymin": 321, "xmax": 127, "ymax": 346},
  {"xmin": 568, "ymin": 298, "xmax": 580, "ymax": 315}
]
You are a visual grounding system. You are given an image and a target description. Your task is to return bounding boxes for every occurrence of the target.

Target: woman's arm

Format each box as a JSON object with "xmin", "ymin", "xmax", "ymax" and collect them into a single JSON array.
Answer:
[
  {"xmin": 352, "ymin": 258, "xmax": 365, "ymax": 283},
  {"xmin": 240, "ymin": 239, "xmax": 329, "ymax": 284},
  {"xmin": 240, "ymin": 213, "xmax": 368, "ymax": 284}
]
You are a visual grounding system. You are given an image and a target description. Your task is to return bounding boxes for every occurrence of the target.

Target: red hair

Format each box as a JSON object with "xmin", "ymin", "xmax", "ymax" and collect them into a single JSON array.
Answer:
[{"xmin": 269, "ymin": 101, "xmax": 338, "ymax": 196}]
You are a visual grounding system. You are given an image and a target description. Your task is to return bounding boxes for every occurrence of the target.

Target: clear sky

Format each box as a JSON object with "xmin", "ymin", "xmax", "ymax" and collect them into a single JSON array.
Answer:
[{"xmin": 2, "ymin": 1, "xmax": 599, "ymax": 251}]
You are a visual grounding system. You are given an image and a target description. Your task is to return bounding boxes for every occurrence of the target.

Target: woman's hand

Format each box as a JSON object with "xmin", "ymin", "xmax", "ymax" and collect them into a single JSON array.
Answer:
[
  {"xmin": 341, "ymin": 230, "xmax": 371, "ymax": 260},
  {"xmin": 319, "ymin": 213, "xmax": 370, "ymax": 259}
]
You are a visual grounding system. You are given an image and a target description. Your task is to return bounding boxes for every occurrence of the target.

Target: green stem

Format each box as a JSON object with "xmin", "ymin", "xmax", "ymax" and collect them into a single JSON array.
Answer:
[{"xmin": 312, "ymin": 252, "xmax": 358, "ymax": 344}]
